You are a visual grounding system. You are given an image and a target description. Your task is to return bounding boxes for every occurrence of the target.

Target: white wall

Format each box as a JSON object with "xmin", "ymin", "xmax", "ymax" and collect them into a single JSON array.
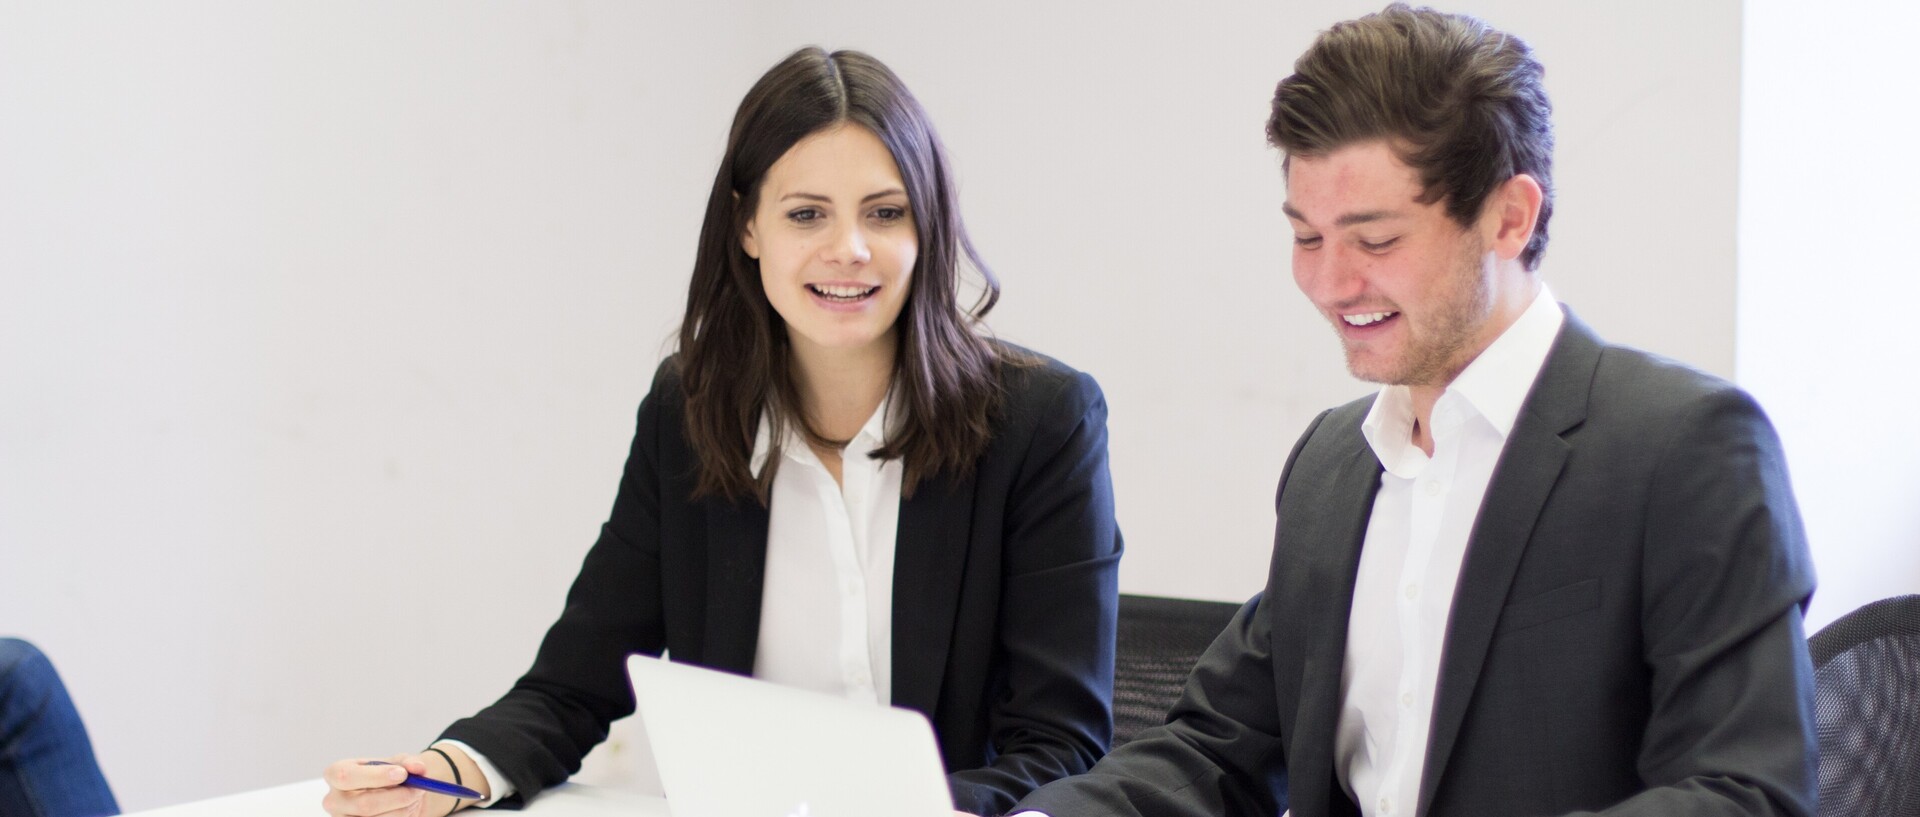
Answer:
[
  {"xmin": 2, "ymin": 1, "xmax": 1745, "ymax": 810},
  {"xmin": 749, "ymin": 0, "xmax": 1745, "ymax": 604},
  {"xmin": 1739, "ymin": 1, "xmax": 1920, "ymax": 632}
]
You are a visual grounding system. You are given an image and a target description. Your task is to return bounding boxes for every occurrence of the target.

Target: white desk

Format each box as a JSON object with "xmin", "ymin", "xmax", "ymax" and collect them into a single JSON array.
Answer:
[{"xmin": 124, "ymin": 780, "xmax": 671, "ymax": 817}]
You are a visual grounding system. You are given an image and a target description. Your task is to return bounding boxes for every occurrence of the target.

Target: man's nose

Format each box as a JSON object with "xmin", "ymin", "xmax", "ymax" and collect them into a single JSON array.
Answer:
[{"xmin": 1298, "ymin": 244, "xmax": 1365, "ymax": 302}]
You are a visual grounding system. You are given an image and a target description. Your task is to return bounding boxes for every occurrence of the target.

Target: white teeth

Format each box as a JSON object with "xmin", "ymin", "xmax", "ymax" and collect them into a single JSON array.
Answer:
[
  {"xmin": 1343, "ymin": 311, "xmax": 1395, "ymax": 326},
  {"xmin": 810, "ymin": 284, "xmax": 877, "ymax": 299}
]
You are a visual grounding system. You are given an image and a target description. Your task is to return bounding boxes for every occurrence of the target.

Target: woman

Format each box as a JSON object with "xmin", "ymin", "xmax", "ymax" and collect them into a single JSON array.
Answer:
[{"xmin": 322, "ymin": 47, "xmax": 1120, "ymax": 817}]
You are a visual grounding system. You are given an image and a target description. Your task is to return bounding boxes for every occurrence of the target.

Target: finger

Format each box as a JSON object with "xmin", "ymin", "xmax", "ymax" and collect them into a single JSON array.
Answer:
[
  {"xmin": 364, "ymin": 800, "xmax": 427, "ymax": 817},
  {"xmin": 332, "ymin": 797, "xmax": 424, "ymax": 817},
  {"xmin": 322, "ymin": 783, "xmax": 424, "ymax": 817},
  {"xmin": 384, "ymin": 753, "xmax": 432, "ymax": 777},
  {"xmin": 324, "ymin": 758, "xmax": 410, "ymax": 792}
]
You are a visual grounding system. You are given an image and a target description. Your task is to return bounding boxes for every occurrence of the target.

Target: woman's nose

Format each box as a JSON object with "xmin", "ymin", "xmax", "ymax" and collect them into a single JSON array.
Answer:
[{"xmin": 824, "ymin": 221, "xmax": 871, "ymax": 265}]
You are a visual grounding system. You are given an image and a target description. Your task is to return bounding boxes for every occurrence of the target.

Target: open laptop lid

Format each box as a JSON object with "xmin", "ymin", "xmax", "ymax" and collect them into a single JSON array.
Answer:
[{"xmin": 625, "ymin": 654, "xmax": 954, "ymax": 817}]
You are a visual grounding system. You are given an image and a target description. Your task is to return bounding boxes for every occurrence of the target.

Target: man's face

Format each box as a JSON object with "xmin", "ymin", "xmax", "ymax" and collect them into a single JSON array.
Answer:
[{"xmin": 1285, "ymin": 140, "xmax": 1519, "ymax": 390}]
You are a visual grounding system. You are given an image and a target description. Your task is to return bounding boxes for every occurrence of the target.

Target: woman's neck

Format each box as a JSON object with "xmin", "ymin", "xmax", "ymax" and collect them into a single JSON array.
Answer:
[{"xmin": 788, "ymin": 333, "xmax": 896, "ymax": 443}]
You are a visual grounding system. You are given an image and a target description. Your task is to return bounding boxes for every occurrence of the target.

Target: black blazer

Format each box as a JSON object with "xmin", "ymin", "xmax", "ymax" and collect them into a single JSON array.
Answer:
[
  {"xmin": 442, "ymin": 349, "xmax": 1122, "ymax": 816},
  {"xmin": 1019, "ymin": 310, "xmax": 1818, "ymax": 817}
]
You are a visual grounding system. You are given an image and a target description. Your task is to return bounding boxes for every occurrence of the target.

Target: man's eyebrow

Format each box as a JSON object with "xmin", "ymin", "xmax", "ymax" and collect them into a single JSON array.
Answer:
[
  {"xmin": 1281, "ymin": 202, "xmax": 1405, "ymax": 227},
  {"xmin": 1334, "ymin": 210, "xmax": 1401, "ymax": 227}
]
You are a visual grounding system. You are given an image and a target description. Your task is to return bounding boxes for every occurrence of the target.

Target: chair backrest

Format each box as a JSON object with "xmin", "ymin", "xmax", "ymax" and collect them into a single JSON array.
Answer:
[
  {"xmin": 1113, "ymin": 593, "xmax": 1245, "ymax": 746},
  {"xmin": 1809, "ymin": 594, "xmax": 1920, "ymax": 817}
]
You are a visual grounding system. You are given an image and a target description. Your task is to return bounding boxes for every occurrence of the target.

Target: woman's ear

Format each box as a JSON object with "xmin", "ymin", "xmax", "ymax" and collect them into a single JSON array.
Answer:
[{"xmin": 737, "ymin": 193, "xmax": 760, "ymax": 259}]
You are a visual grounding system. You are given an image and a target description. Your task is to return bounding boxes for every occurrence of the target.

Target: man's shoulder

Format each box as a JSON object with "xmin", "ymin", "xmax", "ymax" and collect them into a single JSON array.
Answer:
[
  {"xmin": 1313, "ymin": 391, "xmax": 1377, "ymax": 440},
  {"xmin": 1283, "ymin": 391, "xmax": 1377, "ymax": 469},
  {"xmin": 1581, "ymin": 339, "xmax": 1753, "ymax": 423}
]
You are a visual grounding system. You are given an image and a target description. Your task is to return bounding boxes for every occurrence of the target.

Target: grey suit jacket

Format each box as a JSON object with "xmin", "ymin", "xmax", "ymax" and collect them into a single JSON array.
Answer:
[{"xmin": 1019, "ymin": 309, "xmax": 1818, "ymax": 817}]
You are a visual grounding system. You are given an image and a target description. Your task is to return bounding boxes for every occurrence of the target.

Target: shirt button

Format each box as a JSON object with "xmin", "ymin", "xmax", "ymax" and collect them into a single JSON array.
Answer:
[
  {"xmin": 1379, "ymin": 796, "xmax": 1393, "ymax": 814},
  {"xmin": 1404, "ymin": 584, "xmax": 1420, "ymax": 600},
  {"xmin": 1400, "ymin": 692, "xmax": 1414, "ymax": 707},
  {"xmin": 1424, "ymin": 480, "xmax": 1442, "ymax": 496}
]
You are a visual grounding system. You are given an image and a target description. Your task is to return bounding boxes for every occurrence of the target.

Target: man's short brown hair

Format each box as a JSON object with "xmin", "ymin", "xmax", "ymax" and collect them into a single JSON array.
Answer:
[{"xmin": 1268, "ymin": 3, "xmax": 1554, "ymax": 269}]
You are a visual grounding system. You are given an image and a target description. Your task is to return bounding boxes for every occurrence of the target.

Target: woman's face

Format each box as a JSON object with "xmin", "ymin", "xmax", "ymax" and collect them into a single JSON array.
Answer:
[{"xmin": 742, "ymin": 124, "xmax": 917, "ymax": 364}]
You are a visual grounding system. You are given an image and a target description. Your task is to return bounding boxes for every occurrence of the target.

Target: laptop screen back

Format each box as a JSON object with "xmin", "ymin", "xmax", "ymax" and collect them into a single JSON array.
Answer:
[{"xmin": 626, "ymin": 655, "xmax": 955, "ymax": 817}]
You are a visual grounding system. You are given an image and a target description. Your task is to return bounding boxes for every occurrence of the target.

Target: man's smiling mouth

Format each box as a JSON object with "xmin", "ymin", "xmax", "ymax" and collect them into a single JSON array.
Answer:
[{"xmin": 1343, "ymin": 311, "xmax": 1398, "ymax": 326}]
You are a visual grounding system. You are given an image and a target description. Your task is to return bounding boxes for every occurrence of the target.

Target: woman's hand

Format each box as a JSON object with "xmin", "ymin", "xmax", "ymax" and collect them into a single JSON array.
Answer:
[{"xmin": 320, "ymin": 754, "xmax": 433, "ymax": 817}]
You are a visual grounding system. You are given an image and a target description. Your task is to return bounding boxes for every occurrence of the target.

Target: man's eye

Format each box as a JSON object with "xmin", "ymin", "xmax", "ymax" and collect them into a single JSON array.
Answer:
[
  {"xmin": 1360, "ymin": 238, "xmax": 1399, "ymax": 252},
  {"xmin": 1294, "ymin": 235, "xmax": 1323, "ymax": 248}
]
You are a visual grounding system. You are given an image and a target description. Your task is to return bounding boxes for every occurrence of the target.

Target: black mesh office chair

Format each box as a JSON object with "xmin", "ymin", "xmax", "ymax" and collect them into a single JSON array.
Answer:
[
  {"xmin": 1112, "ymin": 593, "xmax": 1245, "ymax": 746},
  {"xmin": 1809, "ymin": 594, "xmax": 1920, "ymax": 816}
]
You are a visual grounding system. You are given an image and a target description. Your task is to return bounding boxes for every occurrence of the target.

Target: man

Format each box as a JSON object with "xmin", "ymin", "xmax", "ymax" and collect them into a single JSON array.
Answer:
[{"xmin": 1016, "ymin": 5, "xmax": 1816, "ymax": 817}]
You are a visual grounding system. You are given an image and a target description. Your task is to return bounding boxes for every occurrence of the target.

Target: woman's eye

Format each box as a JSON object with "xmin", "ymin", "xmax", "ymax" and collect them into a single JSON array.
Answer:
[
  {"xmin": 787, "ymin": 208, "xmax": 823, "ymax": 224},
  {"xmin": 871, "ymin": 206, "xmax": 907, "ymax": 223}
]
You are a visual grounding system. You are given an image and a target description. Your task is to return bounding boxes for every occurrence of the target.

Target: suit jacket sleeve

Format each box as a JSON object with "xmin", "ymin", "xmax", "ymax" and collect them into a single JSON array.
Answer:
[
  {"xmin": 1012, "ymin": 593, "xmax": 1287, "ymax": 817},
  {"xmin": 947, "ymin": 369, "xmax": 1124, "ymax": 816},
  {"xmin": 435, "ymin": 363, "xmax": 677, "ymax": 809},
  {"xmin": 1573, "ymin": 385, "xmax": 1817, "ymax": 817},
  {"xmin": 1011, "ymin": 410, "xmax": 1338, "ymax": 817}
]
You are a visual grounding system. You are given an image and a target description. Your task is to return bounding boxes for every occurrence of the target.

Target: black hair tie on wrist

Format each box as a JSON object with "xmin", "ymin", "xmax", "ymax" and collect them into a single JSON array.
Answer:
[{"xmin": 423, "ymin": 746, "xmax": 464, "ymax": 817}]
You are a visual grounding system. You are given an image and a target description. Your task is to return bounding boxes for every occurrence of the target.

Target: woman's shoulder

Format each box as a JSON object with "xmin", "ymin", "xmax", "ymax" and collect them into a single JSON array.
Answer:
[
  {"xmin": 988, "ymin": 340, "xmax": 1106, "ymax": 425},
  {"xmin": 645, "ymin": 354, "xmax": 688, "ymax": 400},
  {"xmin": 631, "ymin": 355, "xmax": 692, "ymax": 432}
]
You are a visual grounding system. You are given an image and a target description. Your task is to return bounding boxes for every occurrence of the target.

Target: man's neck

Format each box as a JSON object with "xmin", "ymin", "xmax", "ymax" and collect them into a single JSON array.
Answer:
[{"xmin": 1404, "ymin": 274, "xmax": 1542, "ymax": 456}]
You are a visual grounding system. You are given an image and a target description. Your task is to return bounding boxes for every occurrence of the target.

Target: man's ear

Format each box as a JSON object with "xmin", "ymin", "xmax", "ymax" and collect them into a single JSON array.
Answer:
[{"xmin": 1488, "ymin": 173, "xmax": 1543, "ymax": 262}]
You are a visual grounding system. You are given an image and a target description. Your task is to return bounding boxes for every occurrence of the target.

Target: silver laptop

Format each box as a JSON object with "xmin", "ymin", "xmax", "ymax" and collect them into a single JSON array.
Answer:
[{"xmin": 625, "ymin": 654, "xmax": 955, "ymax": 817}]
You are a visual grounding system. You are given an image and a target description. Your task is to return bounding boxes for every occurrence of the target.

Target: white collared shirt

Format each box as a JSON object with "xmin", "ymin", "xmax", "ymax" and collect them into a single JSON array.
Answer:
[
  {"xmin": 748, "ymin": 394, "xmax": 901, "ymax": 705},
  {"xmin": 1335, "ymin": 284, "xmax": 1563, "ymax": 817},
  {"xmin": 457, "ymin": 394, "xmax": 903, "ymax": 807}
]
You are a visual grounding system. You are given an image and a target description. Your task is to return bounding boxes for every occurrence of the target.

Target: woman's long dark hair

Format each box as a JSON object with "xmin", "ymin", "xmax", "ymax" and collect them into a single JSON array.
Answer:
[{"xmin": 677, "ymin": 47, "xmax": 1010, "ymax": 502}]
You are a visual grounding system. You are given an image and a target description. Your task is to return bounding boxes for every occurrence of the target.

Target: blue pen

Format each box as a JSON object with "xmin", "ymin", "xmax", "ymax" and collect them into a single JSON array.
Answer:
[{"xmin": 362, "ymin": 760, "xmax": 483, "ymax": 800}]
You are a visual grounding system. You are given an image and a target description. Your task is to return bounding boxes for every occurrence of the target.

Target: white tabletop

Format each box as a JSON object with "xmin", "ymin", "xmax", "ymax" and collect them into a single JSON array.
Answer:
[{"xmin": 123, "ymin": 779, "xmax": 672, "ymax": 817}]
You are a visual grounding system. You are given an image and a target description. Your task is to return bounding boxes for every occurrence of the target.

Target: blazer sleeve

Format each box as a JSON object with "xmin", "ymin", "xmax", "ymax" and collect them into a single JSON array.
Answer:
[
  {"xmin": 948, "ymin": 369, "xmax": 1124, "ymax": 816},
  {"xmin": 435, "ymin": 363, "xmax": 677, "ymax": 809},
  {"xmin": 1013, "ymin": 594, "xmax": 1288, "ymax": 817},
  {"xmin": 1575, "ymin": 385, "xmax": 1818, "ymax": 817},
  {"xmin": 1011, "ymin": 408, "xmax": 1341, "ymax": 817}
]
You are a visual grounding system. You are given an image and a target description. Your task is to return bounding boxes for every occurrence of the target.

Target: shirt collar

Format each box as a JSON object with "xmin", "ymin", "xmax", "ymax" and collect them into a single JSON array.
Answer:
[
  {"xmin": 1360, "ymin": 283, "xmax": 1564, "ymax": 476},
  {"xmin": 749, "ymin": 388, "xmax": 899, "ymax": 478}
]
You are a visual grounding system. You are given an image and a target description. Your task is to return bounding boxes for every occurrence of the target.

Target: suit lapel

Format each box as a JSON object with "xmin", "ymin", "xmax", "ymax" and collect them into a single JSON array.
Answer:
[
  {"xmin": 702, "ymin": 496, "xmax": 770, "ymax": 674},
  {"xmin": 1416, "ymin": 311, "xmax": 1600, "ymax": 815},
  {"xmin": 889, "ymin": 469, "xmax": 975, "ymax": 716},
  {"xmin": 1279, "ymin": 410, "xmax": 1383, "ymax": 817}
]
